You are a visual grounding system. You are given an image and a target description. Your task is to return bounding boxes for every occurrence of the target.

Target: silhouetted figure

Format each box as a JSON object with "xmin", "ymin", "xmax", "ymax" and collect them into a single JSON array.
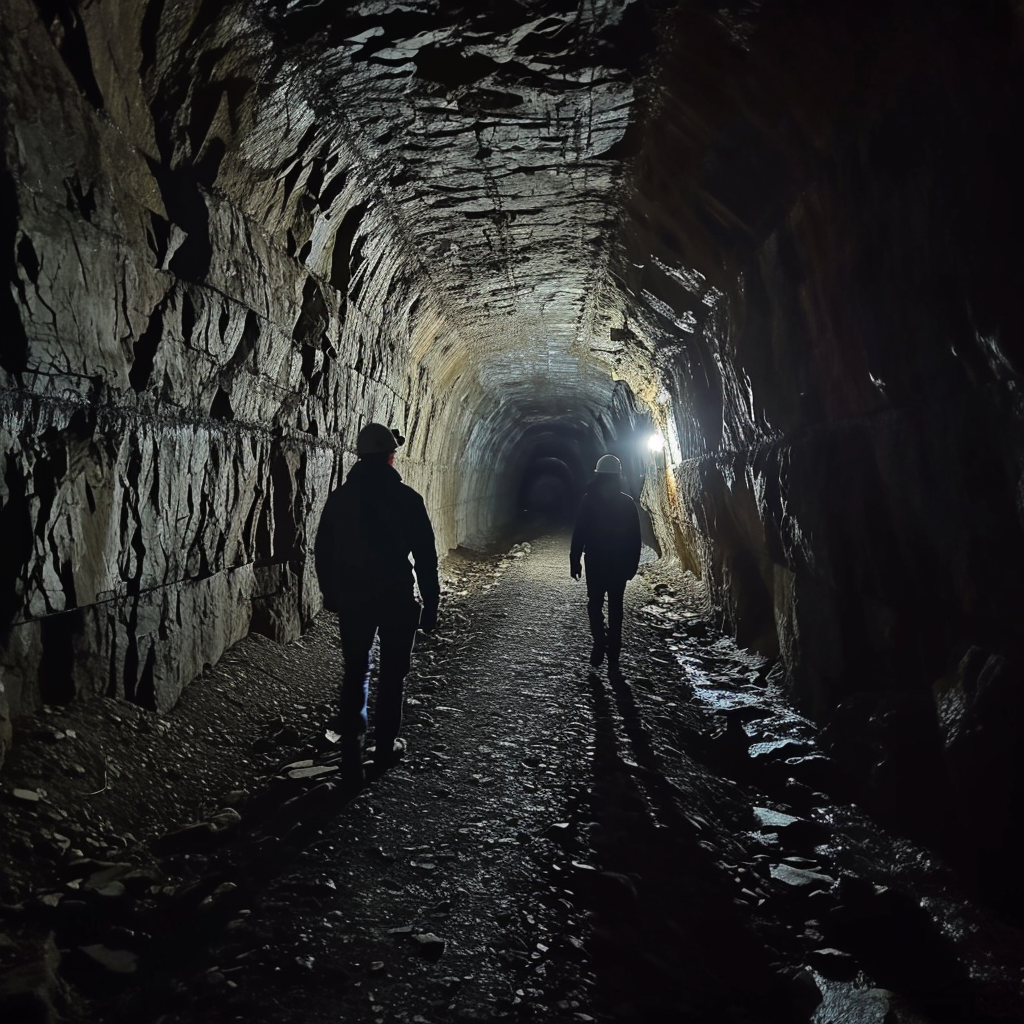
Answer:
[
  {"xmin": 314, "ymin": 423, "xmax": 439, "ymax": 782},
  {"xmin": 570, "ymin": 455, "xmax": 641, "ymax": 668}
]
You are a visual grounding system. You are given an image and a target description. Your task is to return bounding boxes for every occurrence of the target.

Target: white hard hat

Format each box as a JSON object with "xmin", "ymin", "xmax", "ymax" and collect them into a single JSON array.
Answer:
[
  {"xmin": 595, "ymin": 454, "xmax": 621, "ymax": 474},
  {"xmin": 356, "ymin": 422, "xmax": 401, "ymax": 455}
]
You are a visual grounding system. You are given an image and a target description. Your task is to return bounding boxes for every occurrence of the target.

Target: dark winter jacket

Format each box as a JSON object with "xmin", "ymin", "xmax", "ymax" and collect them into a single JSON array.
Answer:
[
  {"xmin": 570, "ymin": 476, "xmax": 642, "ymax": 581},
  {"xmin": 314, "ymin": 459, "xmax": 439, "ymax": 615}
]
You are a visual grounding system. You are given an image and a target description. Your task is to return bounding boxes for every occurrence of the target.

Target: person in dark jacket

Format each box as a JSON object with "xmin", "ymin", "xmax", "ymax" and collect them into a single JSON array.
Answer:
[
  {"xmin": 570, "ymin": 454, "xmax": 641, "ymax": 669},
  {"xmin": 314, "ymin": 422, "xmax": 440, "ymax": 780}
]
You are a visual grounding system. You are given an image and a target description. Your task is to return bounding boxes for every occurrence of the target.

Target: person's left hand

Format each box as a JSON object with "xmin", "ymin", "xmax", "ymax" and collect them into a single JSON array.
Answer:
[
  {"xmin": 570, "ymin": 562, "xmax": 582, "ymax": 580},
  {"xmin": 419, "ymin": 605, "xmax": 438, "ymax": 633}
]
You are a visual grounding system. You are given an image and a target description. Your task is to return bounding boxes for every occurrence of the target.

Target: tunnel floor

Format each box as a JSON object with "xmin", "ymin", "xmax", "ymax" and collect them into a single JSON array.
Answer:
[{"xmin": 1, "ymin": 538, "xmax": 1023, "ymax": 1023}]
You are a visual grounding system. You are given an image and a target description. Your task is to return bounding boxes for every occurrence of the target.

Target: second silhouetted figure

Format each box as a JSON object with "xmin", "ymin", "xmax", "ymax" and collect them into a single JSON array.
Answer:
[{"xmin": 570, "ymin": 454, "xmax": 641, "ymax": 669}]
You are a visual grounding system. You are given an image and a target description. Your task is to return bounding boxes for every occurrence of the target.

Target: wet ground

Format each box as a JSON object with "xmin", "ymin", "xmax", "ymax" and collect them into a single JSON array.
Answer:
[{"xmin": 2, "ymin": 534, "xmax": 1023, "ymax": 1023}]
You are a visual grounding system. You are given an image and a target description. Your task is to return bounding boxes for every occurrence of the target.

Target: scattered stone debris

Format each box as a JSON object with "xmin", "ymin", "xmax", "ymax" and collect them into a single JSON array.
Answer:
[{"xmin": 0, "ymin": 540, "xmax": 1021, "ymax": 1024}]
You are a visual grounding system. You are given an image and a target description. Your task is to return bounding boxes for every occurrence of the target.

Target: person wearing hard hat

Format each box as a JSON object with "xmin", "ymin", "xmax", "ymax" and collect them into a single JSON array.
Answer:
[
  {"xmin": 314, "ymin": 422, "xmax": 440, "ymax": 783},
  {"xmin": 570, "ymin": 454, "xmax": 641, "ymax": 670}
]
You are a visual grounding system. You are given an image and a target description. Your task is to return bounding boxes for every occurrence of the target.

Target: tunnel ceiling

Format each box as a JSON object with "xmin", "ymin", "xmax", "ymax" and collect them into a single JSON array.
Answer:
[{"xmin": 189, "ymin": 0, "xmax": 659, "ymax": 426}]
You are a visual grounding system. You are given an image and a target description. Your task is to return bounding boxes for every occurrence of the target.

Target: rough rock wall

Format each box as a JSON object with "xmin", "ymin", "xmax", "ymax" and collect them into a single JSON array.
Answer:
[
  {"xmin": 0, "ymin": 0, "xmax": 471, "ymax": 760},
  {"xmin": 620, "ymin": 0, "xmax": 1024, "ymax": 859}
]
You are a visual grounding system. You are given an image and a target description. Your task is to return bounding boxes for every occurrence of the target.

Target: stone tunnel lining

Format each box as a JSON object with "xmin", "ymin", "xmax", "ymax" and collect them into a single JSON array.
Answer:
[{"xmin": 0, "ymin": 0, "xmax": 664, "ymax": 734}]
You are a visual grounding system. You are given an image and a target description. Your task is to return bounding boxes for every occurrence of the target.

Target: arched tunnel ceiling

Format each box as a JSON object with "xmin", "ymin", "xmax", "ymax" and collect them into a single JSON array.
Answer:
[{"xmin": 205, "ymin": 0, "xmax": 655, "ymax": 427}]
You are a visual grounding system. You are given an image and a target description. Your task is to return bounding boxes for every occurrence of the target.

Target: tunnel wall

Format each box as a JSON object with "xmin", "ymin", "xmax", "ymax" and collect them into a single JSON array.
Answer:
[
  {"xmin": 622, "ymin": 0, "xmax": 1024, "ymax": 858},
  {"xmin": 0, "ymin": 0, "xmax": 477, "ymax": 761}
]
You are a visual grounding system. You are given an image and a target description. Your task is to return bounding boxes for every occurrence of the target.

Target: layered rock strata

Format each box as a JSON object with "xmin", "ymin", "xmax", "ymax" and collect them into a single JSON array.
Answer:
[
  {"xmin": 620, "ymin": 1, "xmax": 1024, "ymax": 858},
  {"xmin": 0, "ymin": 0, "xmax": 651, "ymax": 762}
]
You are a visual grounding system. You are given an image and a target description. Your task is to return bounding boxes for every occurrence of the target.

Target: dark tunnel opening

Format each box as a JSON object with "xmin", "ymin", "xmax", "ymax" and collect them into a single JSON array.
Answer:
[
  {"xmin": 517, "ymin": 455, "xmax": 576, "ymax": 528},
  {"xmin": 500, "ymin": 423, "xmax": 599, "ymax": 542},
  {"xmin": 495, "ymin": 381, "xmax": 662, "ymax": 548}
]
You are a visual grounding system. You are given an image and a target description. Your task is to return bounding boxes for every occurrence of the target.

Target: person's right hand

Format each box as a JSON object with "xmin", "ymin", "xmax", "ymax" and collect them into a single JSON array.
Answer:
[
  {"xmin": 570, "ymin": 562, "xmax": 582, "ymax": 580},
  {"xmin": 419, "ymin": 605, "xmax": 438, "ymax": 633}
]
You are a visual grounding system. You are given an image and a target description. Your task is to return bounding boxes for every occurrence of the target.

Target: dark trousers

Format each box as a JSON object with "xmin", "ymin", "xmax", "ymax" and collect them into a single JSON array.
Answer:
[
  {"xmin": 337, "ymin": 598, "xmax": 420, "ymax": 755},
  {"xmin": 586, "ymin": 574, "xmax": 627, "ymax": 659}
]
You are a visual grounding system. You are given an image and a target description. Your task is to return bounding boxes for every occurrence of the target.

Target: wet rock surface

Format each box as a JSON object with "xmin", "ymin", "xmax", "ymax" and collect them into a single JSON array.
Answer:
[
  {"xmin": 2, "ymin": 536, "xmax": 1023, "ymax": 1023},
  {"xmin": 0, "ymin": 0, "xmax": 650, "ymax": 757},
  {"xmin": 3, "ymin": 1, "xmax": 1024, "ymax": 917}
]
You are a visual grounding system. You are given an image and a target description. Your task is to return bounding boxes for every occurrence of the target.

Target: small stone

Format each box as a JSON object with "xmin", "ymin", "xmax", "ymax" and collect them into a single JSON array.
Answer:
[
  {"xmin": 92, "ymin": 882, "xmax": 126, "ymax": 900},
  {"xmin": 369, "ymin": 961, "xmax": 385, "ymax": 974},
  {"xmin": 287, "ymin": 765, "xmax": 338, "ymax": 780},
  {"xmin": 11, "ymin": 789, "xmax": 42, "ymax": 803},
  {"xmin": 199, "ymin": 882, "xmax": 239, "ymax": 911},
  {"xmin": 412, "ymin": 933, "xmax": 445, "ymax": 959},
  {"xmin": 748, "ymin": 738, "xmax": 813, "ymax": 760},
  {"xmin": 76, "ymin": 944, "xmax": 139, "ymax": 975},
  {"xmin": 83, "ymin": 865, "xmax": 132, "ymax": 891},
  {"xmin": 752, "ymin": 806, "xmax": 802, "ymax": 831},
  {"xmin": 770, "ymin": 864, "xmax": 834, "ymax": 892},
  {"xmin": 118, "ymin": 868, "xmax": 164, "ymax": 895},
  {"xmin": 208, "ymin": 808, "xmax": 242, "ymax": 833}
]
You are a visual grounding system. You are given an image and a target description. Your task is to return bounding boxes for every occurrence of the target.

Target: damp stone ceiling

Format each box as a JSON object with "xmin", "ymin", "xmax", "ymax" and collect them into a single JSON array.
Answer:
[
  {"xmin": 4, "ymin": 0, "xmax": 1024, "ymax": 867},
  {"xmin": 240, "ymin": 0, "xmax": 652, "ymax": 512}
]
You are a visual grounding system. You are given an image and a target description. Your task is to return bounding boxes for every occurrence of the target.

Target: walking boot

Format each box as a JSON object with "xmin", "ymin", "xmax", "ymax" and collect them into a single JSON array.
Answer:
[
  {"xmin": 338, "ymin": 733, "xmax": 366, "ymax": 787},
  {"xmin": 369, "ymin": 737, "xmax": 407, "ymax": 769},
  {"xmin": 340, "ymin": 758, "xmax": 366, "ymax": 787},
  {"xmin": 590, "ymin": 641, "xmax": 605, "ymax": 667}
]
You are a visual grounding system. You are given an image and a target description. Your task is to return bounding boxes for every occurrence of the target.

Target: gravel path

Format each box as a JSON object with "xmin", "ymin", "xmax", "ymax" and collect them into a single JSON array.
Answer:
[
  {"xmin": 154, "ymin": 535, "xmax": 795, "ymax": 1024},
  {"xmin": 2, "ymin": 535, "xmax": 1022, "ymax": 1024}
]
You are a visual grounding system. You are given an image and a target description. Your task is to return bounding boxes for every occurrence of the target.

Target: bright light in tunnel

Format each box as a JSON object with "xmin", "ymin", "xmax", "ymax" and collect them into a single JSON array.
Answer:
[{"xmin": 647, "ymin": 433, "xmax": 665, "ymax": 453}]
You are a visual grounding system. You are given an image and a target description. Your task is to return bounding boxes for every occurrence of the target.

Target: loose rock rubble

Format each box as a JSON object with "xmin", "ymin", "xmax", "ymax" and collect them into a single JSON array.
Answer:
[{"xmin": 1, "ymin": 537, "xmax": 1022, "ymax": 1024}]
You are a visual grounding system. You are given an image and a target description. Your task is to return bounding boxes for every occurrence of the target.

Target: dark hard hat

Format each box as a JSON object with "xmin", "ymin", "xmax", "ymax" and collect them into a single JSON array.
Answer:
[{"xmin": 356, "ymin": 422, "xmax": 402, "ymax": 455}]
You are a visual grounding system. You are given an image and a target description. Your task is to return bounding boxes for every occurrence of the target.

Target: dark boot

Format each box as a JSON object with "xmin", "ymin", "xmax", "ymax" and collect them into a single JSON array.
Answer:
[
  {"xmin": 340, "ymin": 759, "xmax": 365, "ymax": 787},
  {"xmin": 370, "ymin": 737, "xmax": 407, "ymax": 768}
]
